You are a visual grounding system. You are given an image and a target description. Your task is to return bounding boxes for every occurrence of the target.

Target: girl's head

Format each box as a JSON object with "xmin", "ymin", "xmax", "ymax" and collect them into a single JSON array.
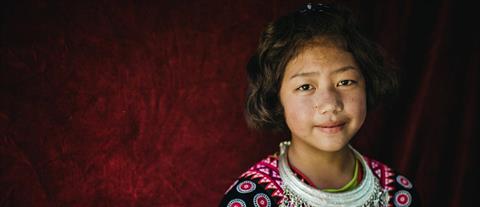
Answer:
[{"xmin": 245, "ymin": 3, "xmax": 398, "ymax": 137}]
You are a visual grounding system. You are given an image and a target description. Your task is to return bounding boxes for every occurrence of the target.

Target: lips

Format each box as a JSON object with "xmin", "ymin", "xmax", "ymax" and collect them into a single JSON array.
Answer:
[{"xmin": 314, "ymin": 122, "xmax": 345, "ymax": 133}]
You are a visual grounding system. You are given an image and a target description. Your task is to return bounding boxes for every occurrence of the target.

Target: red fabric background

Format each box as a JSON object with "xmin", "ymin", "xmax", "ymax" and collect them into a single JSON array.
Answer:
[{"xmin": 1, "ymin": 0, "xmax": 478, "ymax": 206}]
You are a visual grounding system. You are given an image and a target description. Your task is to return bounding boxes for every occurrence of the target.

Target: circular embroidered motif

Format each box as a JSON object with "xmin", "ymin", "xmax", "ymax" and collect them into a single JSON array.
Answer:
[
  {"xmin": 394, "ymin": 190, "xmax": 412, "ymax": 207},
  {"xmin": 396, "ymin": 175, "xmax": 413, "ymax": 189},
  {"xmin": 253, "ymin": 193, "xmax": 271, "ymax": 207},
  {"xmin": 236, "ymin": 181, "xmax": 256, "ymax": 194},
  {"xmin": 227, "ymin": 199, "xmax": 247, "ymax": 207}
]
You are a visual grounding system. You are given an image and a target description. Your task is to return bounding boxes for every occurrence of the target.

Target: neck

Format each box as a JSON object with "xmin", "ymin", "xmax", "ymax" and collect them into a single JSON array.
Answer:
[{"xmin": 287, "ymin": 139, "xmax": 356, "ymax": 189}]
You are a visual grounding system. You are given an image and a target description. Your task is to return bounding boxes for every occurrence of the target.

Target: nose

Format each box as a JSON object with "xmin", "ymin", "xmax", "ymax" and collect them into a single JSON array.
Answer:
[{"xmin": 313, "ymin": 87, "xmax": 343, "ymax": 114}]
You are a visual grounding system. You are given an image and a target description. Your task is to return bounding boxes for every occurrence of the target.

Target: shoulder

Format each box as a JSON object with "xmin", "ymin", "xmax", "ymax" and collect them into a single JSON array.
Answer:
[
  {"xmin": 364, "ymin": 156, "xmax": 422, "ymax": 207},
  {"xmin": 219, "ymin": 155, "xmax": 283, "ymax": 207}
]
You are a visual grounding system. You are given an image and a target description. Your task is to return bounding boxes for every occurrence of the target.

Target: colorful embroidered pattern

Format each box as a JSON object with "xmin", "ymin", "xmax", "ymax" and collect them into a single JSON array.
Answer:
[
  {"xmin": 240, "ymin": 156, "xmax": 284, "ymax": 204},
  {"xmin": 365, "ymin": 157, "xmax": 396, "ymax": 192},
  {"xmin": 220, "ymin": 155, "xmax": 419, "ymax": 207},
  {"xmin": 394, "ymin": 190, "xmax": 412, "ymax": 207},
  {"xmin": 227, "ymin": 199, "xmax": 247, "ymax": 207},
  {"xmin": 236, "ymin": 181, "xmax": 256, "ymax": 193},
  {"xmin": 396, "ymin": 175, "xmax": 413, "ymax": 189},
  {"xmin": 253, "ymin": 193, "xmax": 271, "ymax": 207}
]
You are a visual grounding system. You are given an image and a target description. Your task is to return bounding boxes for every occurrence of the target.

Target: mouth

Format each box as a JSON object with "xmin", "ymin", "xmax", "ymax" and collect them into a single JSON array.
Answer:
[{"xmin": 314, "ymin": 122, "xmax": 346, "ymax": 133}]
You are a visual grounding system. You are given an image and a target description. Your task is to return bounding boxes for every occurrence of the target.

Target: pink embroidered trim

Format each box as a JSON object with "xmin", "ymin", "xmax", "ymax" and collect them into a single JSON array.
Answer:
[{"xmin": 240, "ymin": 156, "xmax": 284, "ymax": 204}]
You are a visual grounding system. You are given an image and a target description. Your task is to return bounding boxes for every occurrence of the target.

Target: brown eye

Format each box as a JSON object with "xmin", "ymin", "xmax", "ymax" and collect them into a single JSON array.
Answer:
[
  {"xmin": 337, "ymin": 80, "xmax": 355, "ymax": 87},
  {"xmin": 298, "ymin": 84, "xmax": 313, "ymax": 91}
]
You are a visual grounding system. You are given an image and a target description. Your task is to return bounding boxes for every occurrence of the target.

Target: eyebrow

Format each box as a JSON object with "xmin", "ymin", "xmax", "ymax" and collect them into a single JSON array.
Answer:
[{"xmin": 289, "ymin": 66, "xmax": 358, "ymax": 80}]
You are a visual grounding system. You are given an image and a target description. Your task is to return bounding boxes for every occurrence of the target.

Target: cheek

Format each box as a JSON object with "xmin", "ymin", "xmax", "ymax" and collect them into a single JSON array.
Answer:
[
  {"xmin": 344, "ymin": 91, "xmax": 367, "ymax": 122},
  {"xmin": 282, "ymin": 96, "xmax": 313, "ymax": 127}
]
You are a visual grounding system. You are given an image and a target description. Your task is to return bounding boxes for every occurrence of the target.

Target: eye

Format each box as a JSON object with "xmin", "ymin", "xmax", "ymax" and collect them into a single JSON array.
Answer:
[
  {"xmin": 337, "ymin": 80, "xmax": 356, "ymax": 87},
  {"xmin": 297, "ymin": 84, "xmax": 314, "ymax": 91}
]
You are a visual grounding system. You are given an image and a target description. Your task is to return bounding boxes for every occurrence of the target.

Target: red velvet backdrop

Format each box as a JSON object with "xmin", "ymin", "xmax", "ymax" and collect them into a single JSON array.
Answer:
[{"xmin": 1, "ymin": 0, "xmax": 478, "ymax": 206}]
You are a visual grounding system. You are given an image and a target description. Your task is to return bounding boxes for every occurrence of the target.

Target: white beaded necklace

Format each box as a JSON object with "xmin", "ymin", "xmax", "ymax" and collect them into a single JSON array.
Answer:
[{"xmin": 278, "ymin": 141, "xmax": 389, "ymax": 207}]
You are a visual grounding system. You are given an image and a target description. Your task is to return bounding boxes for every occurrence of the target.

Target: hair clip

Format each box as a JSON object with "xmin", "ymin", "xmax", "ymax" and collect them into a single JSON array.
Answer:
[{"xmin": 299, "ymin": 3, "xmax": 330, "ymax": 13}]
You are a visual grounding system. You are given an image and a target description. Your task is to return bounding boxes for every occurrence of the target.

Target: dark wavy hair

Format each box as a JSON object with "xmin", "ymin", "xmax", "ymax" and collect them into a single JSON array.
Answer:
[{"xmin": 245, "ymin": 3, "xmax": 398, "ymax": 132}]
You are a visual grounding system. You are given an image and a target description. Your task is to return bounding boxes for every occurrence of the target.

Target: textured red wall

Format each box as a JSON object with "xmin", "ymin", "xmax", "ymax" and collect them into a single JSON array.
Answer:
[
  {"xmin": 1, "ymin": 0, "xmax": 478, "ymax": 206},
  {"xmin": 0, "ymin": 1, "xmax": 296, "ymax": 206}
]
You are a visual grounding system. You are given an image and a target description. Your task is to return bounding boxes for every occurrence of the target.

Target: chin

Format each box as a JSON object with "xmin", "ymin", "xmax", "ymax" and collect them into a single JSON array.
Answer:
[
  {"xmin": 316, "ymin": 143, "xmax": 348, "ymax": 152},
  {"xmin": 312, "ymin": 136, "xmax": 351, "ymax": 153},
  {"xmin": 291, "ymin": 130, "xmax": 353, "ymax": 153}
]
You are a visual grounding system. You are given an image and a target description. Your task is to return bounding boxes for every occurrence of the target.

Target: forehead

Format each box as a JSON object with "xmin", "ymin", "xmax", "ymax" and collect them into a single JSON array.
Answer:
[{"xmin": 285, "ymin": 45, "xmax": 358, "ymax": 75}]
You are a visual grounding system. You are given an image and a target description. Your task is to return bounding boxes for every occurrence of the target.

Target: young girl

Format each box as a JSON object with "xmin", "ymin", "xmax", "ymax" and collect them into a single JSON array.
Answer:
[{"xmin": 220, "ymin": 3, "xmax": 419, "ymax": 207}]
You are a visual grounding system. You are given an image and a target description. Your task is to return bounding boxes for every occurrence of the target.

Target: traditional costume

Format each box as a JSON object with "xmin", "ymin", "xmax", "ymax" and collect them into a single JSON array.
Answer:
[{"xmin": 220, "ymin": 141, "xmax": 420, "ymax": 207}]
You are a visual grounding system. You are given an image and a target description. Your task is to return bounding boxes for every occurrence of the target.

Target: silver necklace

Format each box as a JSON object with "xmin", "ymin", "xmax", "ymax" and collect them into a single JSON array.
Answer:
[{"xmin": 278, "ymin": 141, "xmax": 389, "ymax": 207}]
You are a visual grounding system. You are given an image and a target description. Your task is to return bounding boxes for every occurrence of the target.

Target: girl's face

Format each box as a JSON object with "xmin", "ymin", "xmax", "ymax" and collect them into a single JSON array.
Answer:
[{"xmin": 279, "ymin": 45, "xmax": 367, "ymax": 153}]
